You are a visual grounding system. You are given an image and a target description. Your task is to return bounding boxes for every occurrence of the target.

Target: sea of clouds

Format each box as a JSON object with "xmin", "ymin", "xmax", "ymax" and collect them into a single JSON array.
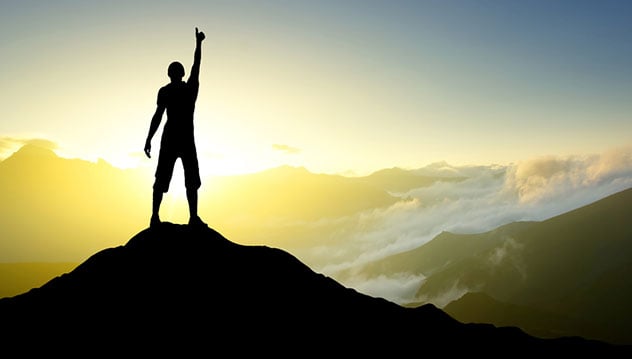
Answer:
[{"xmin": 307, "ymin": 146, "xmax": 632, "ymax": 305}]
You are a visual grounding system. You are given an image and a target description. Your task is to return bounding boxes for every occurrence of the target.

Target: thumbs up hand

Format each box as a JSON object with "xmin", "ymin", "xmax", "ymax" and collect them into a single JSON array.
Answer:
[{"xmin": 196, "ymin": 27, "xmax": 205, "ymax": 42}]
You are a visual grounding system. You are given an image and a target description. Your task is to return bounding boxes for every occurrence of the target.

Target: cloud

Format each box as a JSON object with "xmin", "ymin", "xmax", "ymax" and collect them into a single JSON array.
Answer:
[
  {"xmin": 586, "ymin": 146, "xmax": 632, "ymax": 184},
  {"xmin": 319, "ymin": 171, "xmax": 513, "ymax": 275},
  {"xmin": 309, "ymin": 147, "xmax": 632, "ymax": 305},
  {"xmin": 272, "ymin": 143, "xmax": 301, "ymax": 155},
  {"xmin": 344, "ymin": 272, "xmax": 426, "ymax": 304},
  {"xmin": 416, "ymin": 279, "xmax": 473, "ymax": 308},
  {"xmin": 488, "ymin": 237, "xmax": 526, "ymax": 280},
  {"xmin": 0, "ymin": 136, "xmax": 58, "ymax": 159},
  {"xmin": 504, "ymin": 146, "xmax": 632, "ymax": 205}
]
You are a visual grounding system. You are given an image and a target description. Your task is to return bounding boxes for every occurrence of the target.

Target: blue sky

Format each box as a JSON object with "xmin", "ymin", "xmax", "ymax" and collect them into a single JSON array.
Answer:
[{"xmin": 1, "ymin": 0, "xmax": 630, "ymax": 175}]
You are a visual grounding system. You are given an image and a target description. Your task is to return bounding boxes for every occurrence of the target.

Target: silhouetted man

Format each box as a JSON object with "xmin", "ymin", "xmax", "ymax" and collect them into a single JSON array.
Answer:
[{"xmin": 144, "ymin": 27, "xmax": 206, "ymax": 228}]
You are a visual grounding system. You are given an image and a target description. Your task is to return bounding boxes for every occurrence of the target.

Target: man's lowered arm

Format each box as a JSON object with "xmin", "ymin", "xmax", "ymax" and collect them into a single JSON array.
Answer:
[{"xmin": 144, "ymin": 105, "xmax": 165, "ymax": 158}]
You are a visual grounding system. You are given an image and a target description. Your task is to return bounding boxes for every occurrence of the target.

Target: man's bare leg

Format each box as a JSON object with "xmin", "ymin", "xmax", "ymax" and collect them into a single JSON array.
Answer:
[
  {"xmin": 151, "ymin": 190, "xmax": 163, "ymax": 227},
  {"xmin": 187, "ymin": 188, "xmax": 205, "ymax": 226}
]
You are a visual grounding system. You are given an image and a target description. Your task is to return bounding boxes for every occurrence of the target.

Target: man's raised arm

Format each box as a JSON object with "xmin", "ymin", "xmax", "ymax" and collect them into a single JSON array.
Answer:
[{"xmin": 189, "ymin": 27, "xmax": 205, "ymax": 84}]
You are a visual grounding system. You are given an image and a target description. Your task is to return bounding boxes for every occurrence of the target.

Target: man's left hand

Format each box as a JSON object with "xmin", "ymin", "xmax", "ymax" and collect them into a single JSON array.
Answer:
[{"xmin": 196, "ymin": 27, "xmax": 205, "ymax": 42}]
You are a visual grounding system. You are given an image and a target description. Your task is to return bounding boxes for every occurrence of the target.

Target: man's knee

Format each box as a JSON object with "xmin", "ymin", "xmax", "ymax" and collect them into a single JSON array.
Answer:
[
  {"xmin": 185, "ymin": 180, "xmax": 201, "ymax": 191},
  {"xmin": 153, "ymin": 179, "xmax": 170, "ymax": 193},
  {"xmin": 183, "ymin": 164, "xmax": 201, "ymax": 190}
]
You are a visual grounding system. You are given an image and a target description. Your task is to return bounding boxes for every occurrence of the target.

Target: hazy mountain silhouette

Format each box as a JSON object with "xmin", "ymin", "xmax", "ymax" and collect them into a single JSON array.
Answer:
[
  {"xmin": 0, "ymin": 144, "xmax": 149, "ymax": 262},
  {"xmin": 352, "ymin": 187, "xmax": 632, "ymax": 345},
  {"xmin": 360, "ymin": 166, "xmax": 465, "ymax": 193},
  {"xmin": 0, "ymin": 144, "xmax": 461, "ymax": 263},
  {"xmin": 0, "ymin": 223, "xmax": 626, "ymax": 355}
]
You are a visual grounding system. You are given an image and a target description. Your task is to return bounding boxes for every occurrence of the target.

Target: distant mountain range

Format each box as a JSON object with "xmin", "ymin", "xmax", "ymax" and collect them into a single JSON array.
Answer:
[
  {"xmin": 0, "ymin": 144, "xmax": 461, "ymax": 263},
  {"xmin": 2, "ymin": 143, "xmax": 631, "ymax": 349},
  {"xmin": 0, "ymin": 223, "xmax": 625, "ymax": 355},
  {"xmin": 0, "ymin": 144, "xmax": 149, "ymax": 262},
  {"xmin": 349, "ymin": 187, "xmax": 632, "ymax": 345}
]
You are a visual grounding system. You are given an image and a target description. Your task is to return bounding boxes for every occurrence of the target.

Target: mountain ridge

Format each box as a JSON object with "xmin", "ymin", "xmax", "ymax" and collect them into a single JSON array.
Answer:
[
  {"xmin": 359, "ymin": 187, "xmax": 632, "ymax": 345},
  {"xmin": 445, "ymin": 291, "xmax": 619, "ymax": 343},
  {"xmin": 0, "ymin": 222, "xmax": 625, "ymax": 355},
  {"xmin": 0, "ymin": 144, "xmax": 462, "ymax": 263}
]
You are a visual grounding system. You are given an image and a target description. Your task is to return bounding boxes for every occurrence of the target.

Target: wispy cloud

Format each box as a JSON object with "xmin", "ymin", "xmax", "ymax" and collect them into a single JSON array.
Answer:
[
  {"xmin": 272, "ymin": 143, "xmax": 301, "ymax": 155},
  {"xmin": 344, "ymin": 272, "xmax": 427, "ymax": 304},
  {"xmin": 417, "ymin": 279, "xmax": 473, "ymax": 309}
]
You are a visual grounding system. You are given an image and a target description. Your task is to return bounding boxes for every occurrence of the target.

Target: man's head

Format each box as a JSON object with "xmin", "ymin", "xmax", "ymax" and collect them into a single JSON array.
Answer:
[{"xmin": 168, "ymin": 61, "xmax": 185, "ymax": 81}]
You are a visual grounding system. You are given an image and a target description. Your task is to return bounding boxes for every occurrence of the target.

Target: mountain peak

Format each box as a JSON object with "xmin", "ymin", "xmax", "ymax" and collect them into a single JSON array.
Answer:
[
  {"xmin": 8, "ymin": 143, "xmax": 57, "ymax": 159},
  {"xmin": 0, "ymin": 223, "xmax": 625, "ymax": 355}
]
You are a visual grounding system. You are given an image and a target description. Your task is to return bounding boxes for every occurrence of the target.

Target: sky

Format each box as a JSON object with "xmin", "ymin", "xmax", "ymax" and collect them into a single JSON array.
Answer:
[{"xmin": 1, "ymin": 0, "xmax": 631, "ymax": 176}]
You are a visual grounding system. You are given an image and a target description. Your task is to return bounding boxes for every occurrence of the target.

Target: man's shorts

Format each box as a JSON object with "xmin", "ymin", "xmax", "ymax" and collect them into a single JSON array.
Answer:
[{"xmin": 153, "ymin": 144, "xmax": 201, "ymax": 193}]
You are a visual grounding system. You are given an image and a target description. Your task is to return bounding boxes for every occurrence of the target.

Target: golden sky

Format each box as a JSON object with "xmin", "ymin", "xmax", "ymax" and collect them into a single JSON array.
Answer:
[{"xmin": 1, "ymin": 1, "xmax": 631, "ymax": 176}]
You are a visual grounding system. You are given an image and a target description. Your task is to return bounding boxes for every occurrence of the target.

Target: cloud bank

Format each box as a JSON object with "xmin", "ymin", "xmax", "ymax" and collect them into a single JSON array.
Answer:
[{"xmin": 311, "ymin": 147, "xmax": 632, "ymax": 304}]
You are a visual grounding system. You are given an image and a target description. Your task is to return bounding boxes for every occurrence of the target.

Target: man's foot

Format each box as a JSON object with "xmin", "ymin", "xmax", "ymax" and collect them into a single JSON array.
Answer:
[
  {"xmin": 150, "ymin": 215, "xmax": 161, "ymax": 228},
  {"xmin": 188, "ymin": 215, "xmax": 207, "ymax": 227}
]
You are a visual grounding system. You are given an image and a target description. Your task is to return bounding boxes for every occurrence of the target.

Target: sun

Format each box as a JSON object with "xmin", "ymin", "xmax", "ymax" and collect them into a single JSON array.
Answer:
[{"xmin": 166, "ymin": 162, "xmax": 189, "ymax": 200}]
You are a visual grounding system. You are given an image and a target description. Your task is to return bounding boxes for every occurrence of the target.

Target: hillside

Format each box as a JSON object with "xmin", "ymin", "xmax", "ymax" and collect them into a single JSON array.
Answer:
[
  {"xmin": 444, "ymin": 292, "xmax": 612, "ymax": 341},
  {"xmin": 0, "ymin": 222, "xmax": 623, "ymax": 355},
  {"xmin": 358, "ymin": 187, "xmax": 632, "ymax": 345}
]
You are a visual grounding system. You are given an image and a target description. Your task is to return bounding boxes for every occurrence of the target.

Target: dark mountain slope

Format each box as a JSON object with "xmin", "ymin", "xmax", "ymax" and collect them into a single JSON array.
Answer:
[
  {"xmin": 0, "ymin": 223, "xmax": 625, "ymax": 356},
  {"xmin": 444, "ymin": 292, "xmax": 611, "ymax": 342},
  {"xmin": 391, "ymin": 187, "xmax": 632, "ymax": 345}
]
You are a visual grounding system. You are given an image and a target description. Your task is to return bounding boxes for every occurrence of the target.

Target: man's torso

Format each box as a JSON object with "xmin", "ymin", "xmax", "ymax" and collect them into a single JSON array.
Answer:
[{"xmin": 158, "ymin": 81, "xmax": 198, "ymax": 146}]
